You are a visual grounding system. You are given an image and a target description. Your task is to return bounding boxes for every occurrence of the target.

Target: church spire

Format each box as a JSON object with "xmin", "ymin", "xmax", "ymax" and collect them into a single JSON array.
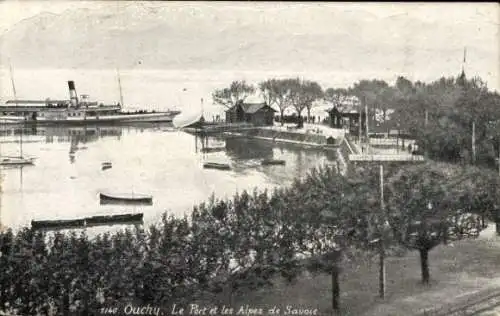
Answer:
[{"xmin": 458, "ymin": 47, "xmax": 467, "ymax": 86}]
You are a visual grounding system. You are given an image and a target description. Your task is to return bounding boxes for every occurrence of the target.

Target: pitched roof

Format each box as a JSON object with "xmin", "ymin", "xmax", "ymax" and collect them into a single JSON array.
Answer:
[
  {"xmin": 242, "ymin": 103, "xmax": 267, "ymax": 113},
  {"xmin": 227, "ymin": 102, "xmax": 276, "ymax": 114}
]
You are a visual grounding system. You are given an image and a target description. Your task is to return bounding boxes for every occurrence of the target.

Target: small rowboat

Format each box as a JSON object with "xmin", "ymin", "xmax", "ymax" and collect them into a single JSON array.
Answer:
[
  {"xmin": 31, "ymin": 219, "xmax": 86, "ymax": 230},
  {"xmin": 86, "ymin": 213, "xmax": 143, "ymax": 227},
  {"xmin": 261, "ymin": 159, "xmax": 286, "ymax": 166},
  {"xmin": 203, "ymin": 162, "xmax": 231, "ymax": 170},
  {"xmin": 0, "ymin": 156, "xmax": 35, "ymax": 166},
  {"xmin": 99, "ymin": 192, "xmax": 153, "ymax": 205},
  {"xmin": 102, "ymin": 162, "xmax": 112, "ymax": 170}
]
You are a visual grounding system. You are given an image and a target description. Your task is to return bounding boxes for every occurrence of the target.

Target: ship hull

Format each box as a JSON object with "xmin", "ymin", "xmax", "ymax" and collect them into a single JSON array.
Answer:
[{"xmin": 0, "ymin": 112, "xmax": 180, "ymax": 125}]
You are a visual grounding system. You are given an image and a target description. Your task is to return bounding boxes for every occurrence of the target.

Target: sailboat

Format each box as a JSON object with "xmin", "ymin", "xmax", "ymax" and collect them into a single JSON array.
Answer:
[
  {"xmin": 173, "ymin": 97, "xmax": 204, "ymax": 129},
  {"xmin": 0, "ymin": 62, "xmax": 35, "ymax": 166}
]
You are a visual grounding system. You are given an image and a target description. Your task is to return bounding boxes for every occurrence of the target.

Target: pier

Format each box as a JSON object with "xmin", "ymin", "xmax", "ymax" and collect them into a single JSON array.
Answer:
[{"xmin": 182, "ymin": 122, "xmax": 259, "ymax": 134}]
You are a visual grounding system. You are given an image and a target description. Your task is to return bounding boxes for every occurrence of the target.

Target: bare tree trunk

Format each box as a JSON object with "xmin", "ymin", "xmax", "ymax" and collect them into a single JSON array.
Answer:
[
  {"xmin": 62, "ymin": 282, "xmax": 70, "ymax": 316},
  {"xmin": 280, "ymin": 109, "xmax": 285, "ymax": 126},
  {"xmin": 332, "ymin": 263, "xmax": 340, "ymax": 312},
  {"xmin": 297, "ymin": 110, "xmax": 304, "ymax": 128},
  {"xmin": 419, "ymin": 249, "xmax": 430, "ymax": 284}
]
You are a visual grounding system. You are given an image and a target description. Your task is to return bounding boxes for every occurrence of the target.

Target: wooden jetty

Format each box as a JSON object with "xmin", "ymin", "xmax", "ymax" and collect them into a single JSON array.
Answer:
[{"xmin": 200, "ymin": 147, "xmax": 226, "ymax": 153}]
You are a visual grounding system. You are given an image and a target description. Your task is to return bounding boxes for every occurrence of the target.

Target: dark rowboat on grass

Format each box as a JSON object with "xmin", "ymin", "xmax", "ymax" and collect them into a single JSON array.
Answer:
[
  {"xmin": 203, "ymin": 162, "xmax": 231, "ymax": 170},
  {"xmin": 99, "ymin": 192, "xmax": 153, "ymax": 205},
  {"xmin": 261, "ymin": 159, "xmax": 286, "ymax": 166}
]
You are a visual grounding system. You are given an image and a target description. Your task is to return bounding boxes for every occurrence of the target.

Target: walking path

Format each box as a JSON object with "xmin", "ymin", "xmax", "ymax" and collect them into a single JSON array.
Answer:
[{"xmin": 415, "ymin": 224, "xmax": 500, "ymax": 316}]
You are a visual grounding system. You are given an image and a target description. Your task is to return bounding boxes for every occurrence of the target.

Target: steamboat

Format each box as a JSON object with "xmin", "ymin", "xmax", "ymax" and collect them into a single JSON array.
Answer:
[{"xmin": 0, "ymin": 81, "xmax": 181, "ymax": 125}]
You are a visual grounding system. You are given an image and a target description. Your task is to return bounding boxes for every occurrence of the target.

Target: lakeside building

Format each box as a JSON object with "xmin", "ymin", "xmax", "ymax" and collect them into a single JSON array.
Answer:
[
  {"xmin": 326, "ymin": 96, "xmax": 365, "ymax": 136},
  {"xmin": 225, "ymin": 101, "xmax": 276, "ymax": 126}
]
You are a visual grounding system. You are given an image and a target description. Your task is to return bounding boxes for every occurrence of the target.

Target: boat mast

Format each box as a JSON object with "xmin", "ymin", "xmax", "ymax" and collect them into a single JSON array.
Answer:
[
  {"xmin": 201, "ymin": 98, "xmax": 204, "ymax": 120},
  {"xmin": 117, "ymin": 68, "xmax": 124, "ymax": 107},
  {"xmin": 9, "ymin": 60, "xmax": 22, "ymax": 158}
]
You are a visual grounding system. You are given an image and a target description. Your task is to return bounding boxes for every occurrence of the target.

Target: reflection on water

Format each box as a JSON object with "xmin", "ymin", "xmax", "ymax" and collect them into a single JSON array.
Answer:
[
  {"xmin": 1, "ymin": 124, "xmax": 339, "ymax": 232},
  {"xmin": 225, "ymin": 137, "xmax": 274, "ymax": 161}
]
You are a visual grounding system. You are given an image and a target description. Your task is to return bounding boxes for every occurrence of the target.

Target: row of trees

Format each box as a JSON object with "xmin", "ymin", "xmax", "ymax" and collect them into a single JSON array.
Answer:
[
  {"xmin": 213, "ymin": 74, "xmax": 500, "ymax": 168},
  {"xmin": 1, "ymin": 162, "xmax": 496, "ymax": 314},
  {"xmin": 212, "ymin": 78, "xmax": 324, "ymax": 126}
]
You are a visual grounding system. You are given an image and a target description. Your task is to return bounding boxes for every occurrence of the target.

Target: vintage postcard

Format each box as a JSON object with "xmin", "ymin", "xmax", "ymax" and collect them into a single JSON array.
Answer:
[{"xmin": 0, "ymin": 1, "xmax": 499, "ymax": 315}]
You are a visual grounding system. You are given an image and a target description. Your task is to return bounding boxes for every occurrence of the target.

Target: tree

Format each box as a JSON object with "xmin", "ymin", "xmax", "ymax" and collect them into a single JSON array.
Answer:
[
  {"xmin": 298, "ymin": 166, "xmax": 385, "ymax": 311},
  {"xmin": 259, "ymin": 79, "xmax": 294, "ymax": 125},
  {"xmin": 349, "ymin": 79, "xmax": 390, "ymax": 129},
  {"xmin": 324, "ymin": 88, "xmax": 350, "ymax": 112},
  {"xmin": 212, "ymin": 80, "xmax": 255, "ymax": 109},
  {"xmin": 385, "ymin": 163, "xmax": 485, "ymax": 284},
  {"xmin": 302, "ymin": 80, "xmax": 323, "ymax": 122},
  {"xmin": 288, "ymin": 78, "xmax": 323, "ymax": 127}
]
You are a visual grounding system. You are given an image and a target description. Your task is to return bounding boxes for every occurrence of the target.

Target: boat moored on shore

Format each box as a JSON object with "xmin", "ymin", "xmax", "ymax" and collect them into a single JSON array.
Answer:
[
  {"xmin": 261, "ymin": 159, "xmax": 286, "ymax": 166},
  {"xmin": 203, "ymin": 162, "xmax": 231, "ymax": 170},
  {"xmin": 0, "ymin": 156, "xmax": 35, "ymax": 166}
]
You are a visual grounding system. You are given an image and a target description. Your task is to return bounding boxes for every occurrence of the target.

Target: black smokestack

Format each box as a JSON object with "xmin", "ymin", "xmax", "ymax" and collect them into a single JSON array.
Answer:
[{"xmin": 67, "ymin": 81, "xmax": 78, "ymax": 107}]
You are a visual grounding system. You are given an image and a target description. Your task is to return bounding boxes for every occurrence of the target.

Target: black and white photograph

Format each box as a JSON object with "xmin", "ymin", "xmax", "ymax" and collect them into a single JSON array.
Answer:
[{"xmin": 0, "ymin": 1, "xmax": 499, "ymax": 315}]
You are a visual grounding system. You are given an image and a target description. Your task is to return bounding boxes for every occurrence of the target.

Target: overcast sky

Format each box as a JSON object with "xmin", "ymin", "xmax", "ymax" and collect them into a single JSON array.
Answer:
[
  {"xmin": 0, "ymin": 1, "xmax": 498, "ymax": 89},
  {"xmin": 1, "ymin": 2, "xmax": 497, "ymax": 33}
]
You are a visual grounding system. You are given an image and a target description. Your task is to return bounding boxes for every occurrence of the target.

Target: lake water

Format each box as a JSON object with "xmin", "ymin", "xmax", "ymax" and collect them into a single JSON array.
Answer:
[
  {"xmin": 0, "ymin": 124, "xmax": 338, "ymax": 232},
  {"xmin": 0, "ymin": 68, "xmax": 352, "ymax": 118}
]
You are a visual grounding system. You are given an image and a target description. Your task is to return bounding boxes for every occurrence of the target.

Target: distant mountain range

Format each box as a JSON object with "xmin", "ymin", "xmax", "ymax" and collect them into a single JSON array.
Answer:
[
  {"xmin": 0, "ymin": 2, "xmax": 496, "ymax": 90},
  {"xmin": 0, "ymin": 4, "xmax": 415, "ymax": 71}
]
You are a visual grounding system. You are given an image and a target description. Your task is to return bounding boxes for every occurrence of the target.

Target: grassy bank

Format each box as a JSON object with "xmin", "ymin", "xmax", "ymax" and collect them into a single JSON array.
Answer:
[
  {"xmin": 1, "ymin": 162, "xmax": 498, "ymax": 315},
  {"xmin": 222, "ymin": 227, "xmax": 500, "ymax": 315}
]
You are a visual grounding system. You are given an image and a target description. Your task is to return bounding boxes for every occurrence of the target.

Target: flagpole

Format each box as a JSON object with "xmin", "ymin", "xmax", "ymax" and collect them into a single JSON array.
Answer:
[
  {"xmin": 117, "ymin": 68, "xmax": 124, "ymax": 107},
  {"xmin": 462, "ymin": 47, "xmax": 467, "ymax": 73},
  {"xmin": 9, "ymin": 60, "xmax": 23, "ymax": 158}
]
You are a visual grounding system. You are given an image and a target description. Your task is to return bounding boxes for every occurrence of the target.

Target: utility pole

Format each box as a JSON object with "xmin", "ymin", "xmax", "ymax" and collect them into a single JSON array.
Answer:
[
  {"xmin": 379, "ymin": 164, "xmax": 386, "ymax": 299},
  {"xmin": 424, "ymin": 109, "xmax": 429, "ymax": 158},
  {"xmin": 359, "ymin": 111, "xmax": 362, "ymax": 144},
  {"xmin": 365, "ymin": 104, "xmax": 369, "ymax": 146},
  {"xmin": 472, "ymin": 121, "xmax": 476, "ymax": 164}
]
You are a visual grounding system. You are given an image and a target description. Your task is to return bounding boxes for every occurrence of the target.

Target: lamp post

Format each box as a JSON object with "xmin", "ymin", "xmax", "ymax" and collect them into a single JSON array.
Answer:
[{"xmin": 377, "ymin": 164, "xmax": 391, "ymax": 299}]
